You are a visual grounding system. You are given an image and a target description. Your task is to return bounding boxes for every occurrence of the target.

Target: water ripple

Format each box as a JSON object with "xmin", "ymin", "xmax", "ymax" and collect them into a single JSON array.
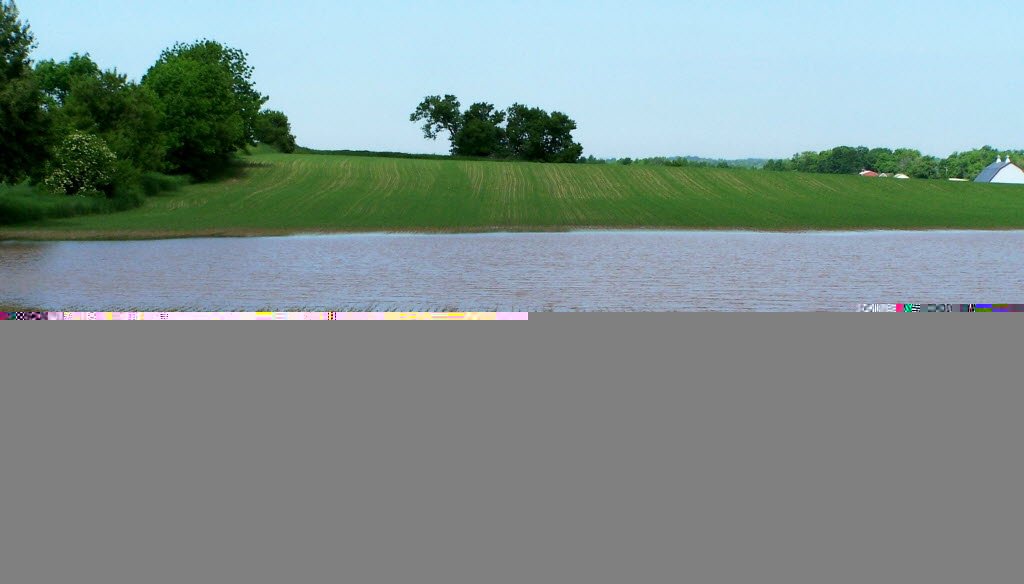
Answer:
[{"xmin": 1, "ymin": 231, "xmax": 1022, "ymax": 311}]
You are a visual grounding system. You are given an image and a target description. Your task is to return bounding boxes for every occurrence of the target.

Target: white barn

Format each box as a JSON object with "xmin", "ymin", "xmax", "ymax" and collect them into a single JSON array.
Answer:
[{"xmin": 975, "ymin": 156, "xmax": 1024, "ymax": 184}]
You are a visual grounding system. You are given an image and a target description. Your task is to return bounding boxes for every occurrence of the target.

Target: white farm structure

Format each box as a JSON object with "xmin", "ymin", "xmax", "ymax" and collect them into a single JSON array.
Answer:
[{"xmin": 975, "ymin": 156, "xmax": 1024, "ymax": 184}]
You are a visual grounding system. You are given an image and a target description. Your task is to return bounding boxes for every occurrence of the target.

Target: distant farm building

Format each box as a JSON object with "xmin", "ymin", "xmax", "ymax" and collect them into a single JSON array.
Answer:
[
  {"xmin": 859, "ymin": 170, "xmax": 879, "ymax": 177},
  {"xmin": 975, "ymin": 156, "xmax": 1024, "ymax": 184}
]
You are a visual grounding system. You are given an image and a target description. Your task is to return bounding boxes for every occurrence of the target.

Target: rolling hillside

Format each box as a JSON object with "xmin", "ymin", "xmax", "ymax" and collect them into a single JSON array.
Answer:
[{"xmin": 3, "ymin": 151, "xmax": 1024, "ymax": 239}]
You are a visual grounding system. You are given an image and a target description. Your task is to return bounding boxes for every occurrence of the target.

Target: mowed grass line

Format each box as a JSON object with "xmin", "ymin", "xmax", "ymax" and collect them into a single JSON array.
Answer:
[{"xmin": 4, "ymin": 151, "xmax": 1024, "ymax": 239}]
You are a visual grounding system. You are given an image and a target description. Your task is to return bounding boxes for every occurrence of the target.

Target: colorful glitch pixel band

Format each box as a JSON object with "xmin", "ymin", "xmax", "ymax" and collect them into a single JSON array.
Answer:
[
  {"xmin": 858, "ymin": 304, "xmax": 1024, "ymax": 313},
  {"xmin": 1, "ymin": 312, "xmax": 529, "ymax": 321}
]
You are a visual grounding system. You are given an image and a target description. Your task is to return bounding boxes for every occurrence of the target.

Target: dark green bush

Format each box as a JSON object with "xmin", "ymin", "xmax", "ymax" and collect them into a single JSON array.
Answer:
[
  {"xmin": 0, "ymin": 186, "xmax": 111, "ymax": 225},
  {"xmin": 140, "ymin": 171, "xmax": 186, "ymax": 196},
  {"xmin": 0, "ymin": 162, "xmax": 176, "ymax": 225},
  {"xmin": 0, "ymin": 195, "xmax": 47, "ymax": 224}
]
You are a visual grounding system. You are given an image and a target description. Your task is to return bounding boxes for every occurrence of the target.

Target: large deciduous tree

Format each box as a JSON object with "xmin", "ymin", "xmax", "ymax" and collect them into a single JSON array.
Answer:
[
  {"xmin": 35, "ymin": 53, "xmax": 101, "ymax": 106},
  {"xmin": 36, "ymin": 53, "xmax": 166, "ymax": 171},
  {"xmin": 410, "ymin": 95, "xmax": 463, "ymax": 154},
  {"xmin": 0, "ymin": 0, "xmax": 51, "ymax": 184},
  {"xmin": 454, "ymin": 102, "xmax": 506, "ymax": 157},
  {"xmin": 254, "ymin": 110, "xmax": 297, "ymax": 153},
  {"xmin": 143, "ymin": 40, "xmax": 267, "ymax": 178},
  {"xmin": 411, "ymin": 95, "xmax": 584, "ymax": 162},
  {"xmin": 543, "ymin": 111, "xmax": 584, "ymax": 163},
  {"xmin": 506, "ymin": 104, "xmax": 583, "ymax": 163}
]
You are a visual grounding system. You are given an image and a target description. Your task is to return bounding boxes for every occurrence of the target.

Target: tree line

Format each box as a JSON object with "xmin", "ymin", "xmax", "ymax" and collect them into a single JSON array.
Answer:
[
  {"xmin": 0, "ymin": 0, "xmax": 296, "ymax": 204},
  {"xmin": 763, "ymin": 146, "xmax": 1022, "ymax": 180},
  {"xmin": 411, "ymin": 95, "xmax": 584, "ymax": 163},
  {"xmin": 581, "ymin": 156, "xmax": 759, "ymax": 168}
]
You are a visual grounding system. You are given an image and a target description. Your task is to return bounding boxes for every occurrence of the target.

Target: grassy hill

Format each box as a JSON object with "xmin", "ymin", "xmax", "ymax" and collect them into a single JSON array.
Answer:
[{"xmin": 3, "ymin": 151, "xmax": 1024, "ymax": 239}]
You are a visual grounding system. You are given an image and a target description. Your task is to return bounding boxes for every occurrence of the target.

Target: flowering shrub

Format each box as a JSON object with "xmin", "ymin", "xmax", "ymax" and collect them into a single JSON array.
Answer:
[{"xmin": 44, "ymin": 131, "xmax": 118, "ymax": 196}]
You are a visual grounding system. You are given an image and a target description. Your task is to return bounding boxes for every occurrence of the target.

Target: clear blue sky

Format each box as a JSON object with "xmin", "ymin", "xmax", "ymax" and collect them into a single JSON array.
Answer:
[{"xmin": 20, "ymin": 0, "xmax": 1024, "ymax": 159}]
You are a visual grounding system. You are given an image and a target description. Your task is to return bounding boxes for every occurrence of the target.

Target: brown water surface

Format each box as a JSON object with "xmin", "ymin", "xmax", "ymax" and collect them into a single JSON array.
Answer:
[{"xmin": 1, "ymin": 231, "xmax": 1021, "ymax": 311}]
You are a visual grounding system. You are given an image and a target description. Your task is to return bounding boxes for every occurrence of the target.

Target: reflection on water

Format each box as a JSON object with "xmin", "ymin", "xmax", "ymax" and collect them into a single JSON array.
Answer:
[{"xmin": 1, "ymin": 231, "xmax": 1022, "ymax": 311}]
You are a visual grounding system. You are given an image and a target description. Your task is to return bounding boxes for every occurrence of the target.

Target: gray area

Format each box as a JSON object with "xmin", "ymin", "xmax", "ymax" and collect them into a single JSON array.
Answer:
[{"xmin": 1, "ymin": 317, "xmax": 1021, "ymax": 584}]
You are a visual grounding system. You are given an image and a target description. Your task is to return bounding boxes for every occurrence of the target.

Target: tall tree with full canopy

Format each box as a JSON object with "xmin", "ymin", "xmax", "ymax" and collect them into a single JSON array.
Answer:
[
  {"xmin": 254, "ymin": 110, "xmax": 297, "ymax": 153},
  {"xmin": 143, "ymin": 40, "xmax": 267, "ymax": 178},
  {"xmin": 36, "ymin": 53, "xmax": 166, "ymax": 171},
  {"xmin": 35, "ymin": 53, "xmax": 101, "ymax": 106},
  {"xmin": 506, "ymin": 104, "xmax": 583, "ymax": 163},
  {"xmin": 504, "ymin": 104, "xmax": 547, "ymax": 161},
  {"xmin": 0, "ymin": 0, "xmax": 51, "ymax": 183},
  {"xmin": 410, "ymin": 95, "xmax": 463, "ymax": 154},
  {"xmin": 454, "ymin": 102, "xmax": 506, "ymax": 157},
  {"xmin": 543, "ymin": 111, "xmax": 584, "ymax": 163},
  {"xmin": 411, "ymin": 95, "xmax": 584, "ymax": 162}
]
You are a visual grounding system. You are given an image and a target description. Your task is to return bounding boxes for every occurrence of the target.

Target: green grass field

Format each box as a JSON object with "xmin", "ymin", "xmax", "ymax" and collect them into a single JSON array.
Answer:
[{"xmin": 3, "ymin": 151, "xmax": 1024, "ymax": 239}]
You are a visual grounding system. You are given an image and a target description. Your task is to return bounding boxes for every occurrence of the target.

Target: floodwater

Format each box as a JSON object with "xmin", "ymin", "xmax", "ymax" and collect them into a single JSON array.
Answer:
[{"xmin": 1, "ymin": 231, "xmax": 1022, "ymax": 311}]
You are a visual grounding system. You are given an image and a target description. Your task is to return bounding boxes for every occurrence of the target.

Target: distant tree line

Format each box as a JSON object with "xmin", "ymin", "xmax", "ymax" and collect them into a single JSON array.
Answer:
[
  {"xmin": 581, "ymin": 156, "xmax": 757, "ymax": 169},
  {"xmin": 411, "ymin": 95, "xmax": 584, "ymax": 163},
  {"xmin": 0, "ymin": 0, "xmax": 296, "ymax": 204},
  {"xmin": 763, "ymin": 146, "xmax": 1022, "ymax": 180}
]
